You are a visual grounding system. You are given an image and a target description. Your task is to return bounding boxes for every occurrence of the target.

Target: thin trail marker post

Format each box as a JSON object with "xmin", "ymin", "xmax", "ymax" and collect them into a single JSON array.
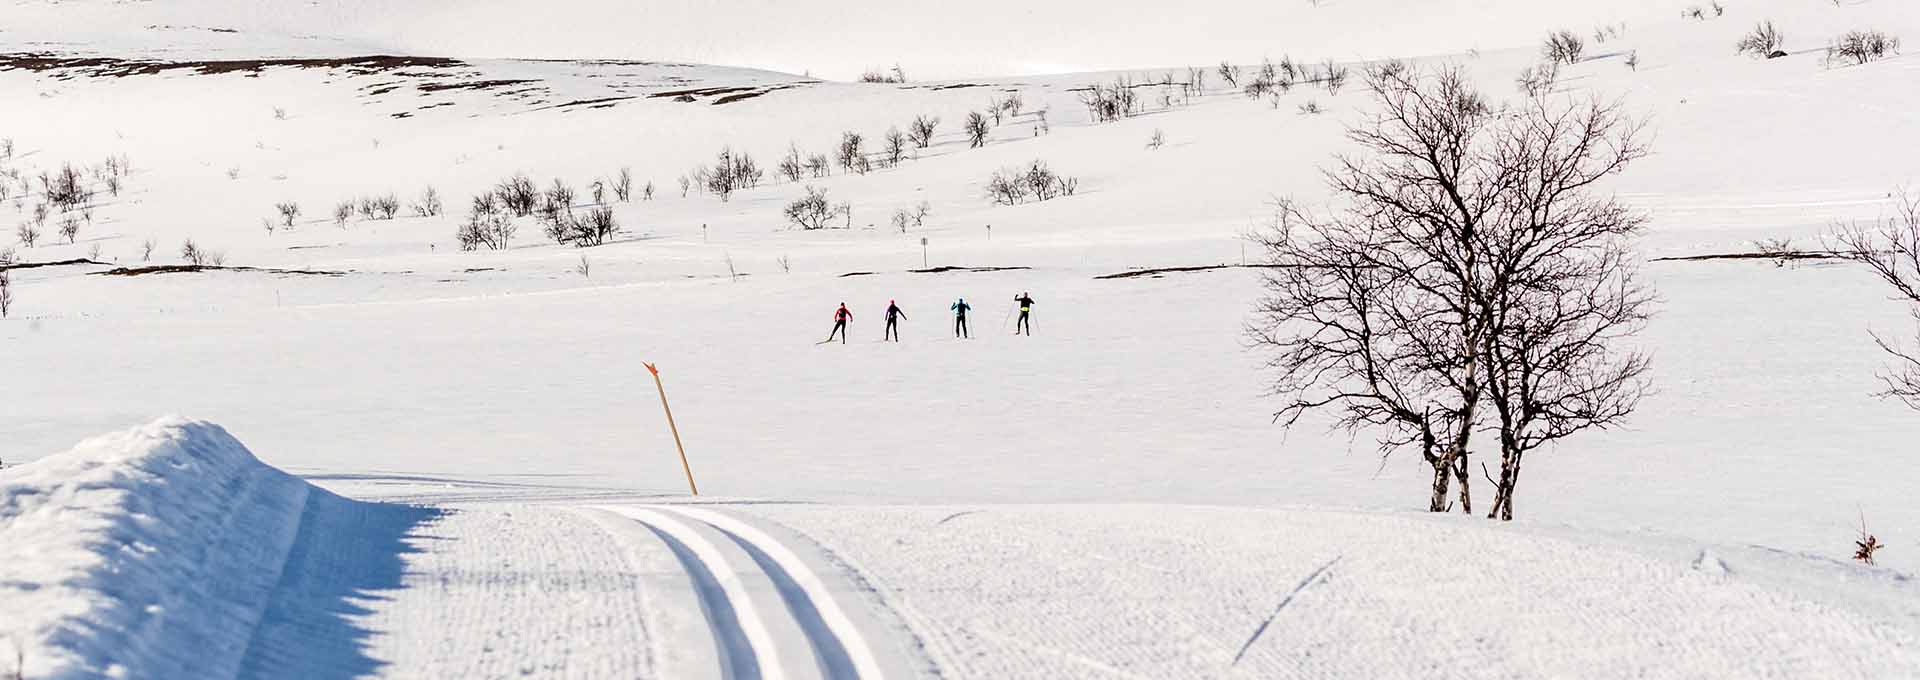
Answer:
[
  {"xmin": 920, "ymin": 237, "xmax": 928, "ymax": 268},
  {"xmin": 644, "ymin": 362, "xmax": 699, "ymax": 496}
]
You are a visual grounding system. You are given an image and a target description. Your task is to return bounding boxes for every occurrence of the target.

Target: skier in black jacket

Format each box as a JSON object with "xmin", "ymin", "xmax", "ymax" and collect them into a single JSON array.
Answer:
[
  {"xmin": 884, "ymin": 300, "xmax": 906, "ymax": 341},
  {"xmin": 1013, "ymin": 292, "xmax": 1035, "ymax": 335}
]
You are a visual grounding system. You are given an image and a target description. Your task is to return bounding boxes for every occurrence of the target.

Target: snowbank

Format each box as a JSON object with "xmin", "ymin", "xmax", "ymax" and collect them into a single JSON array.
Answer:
[{"xmin": 0, "ymin": 417, "xmax": 308, "ymax": 680}]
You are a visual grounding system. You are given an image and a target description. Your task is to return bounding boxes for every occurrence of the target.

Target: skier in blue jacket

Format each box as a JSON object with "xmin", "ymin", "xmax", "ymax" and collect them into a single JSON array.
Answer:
[{"xmin": 951, "ymin": 298, "xmax": 972, "ymax": 338}]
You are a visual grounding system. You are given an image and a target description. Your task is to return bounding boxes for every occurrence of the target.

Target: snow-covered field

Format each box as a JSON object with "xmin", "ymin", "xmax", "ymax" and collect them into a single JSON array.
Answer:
[{"xmin": 5, "ymin": 0, "xmax": 1920, "ymax": 677}]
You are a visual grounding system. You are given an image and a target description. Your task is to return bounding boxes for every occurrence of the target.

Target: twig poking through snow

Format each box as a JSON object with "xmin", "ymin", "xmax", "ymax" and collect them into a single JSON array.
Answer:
[{"xmin": 1231, "ymin": 555, "xmax": 1343, "ymax": 666}]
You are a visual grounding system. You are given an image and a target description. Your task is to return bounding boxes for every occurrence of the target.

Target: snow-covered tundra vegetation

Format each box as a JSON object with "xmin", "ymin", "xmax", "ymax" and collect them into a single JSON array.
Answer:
[{"xmin": 4, "ymin": 0, "xmax": 1920, "ymax": 677}]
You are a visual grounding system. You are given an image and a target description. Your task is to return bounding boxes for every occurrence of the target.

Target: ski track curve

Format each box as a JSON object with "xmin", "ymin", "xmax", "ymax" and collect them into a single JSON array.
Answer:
[
  {"xmin": 606, "ymin": 506, "xmax": 788, "ymax": 680},
  {"xmin": 599, "ymin": 505, "xmax": 888, "ymax": 680}
]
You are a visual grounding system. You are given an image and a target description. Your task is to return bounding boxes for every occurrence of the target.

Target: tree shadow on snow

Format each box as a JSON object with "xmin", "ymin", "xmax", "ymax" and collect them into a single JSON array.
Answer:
[{"xmin": 235, "ymin": 488, "xmax": 445, "ymax": 680}]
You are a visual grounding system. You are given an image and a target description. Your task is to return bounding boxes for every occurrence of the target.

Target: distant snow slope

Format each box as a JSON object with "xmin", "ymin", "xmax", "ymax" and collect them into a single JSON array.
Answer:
[{"xmin": 3, "ymin": 420, "xmax": 1916, "ymax": 678}]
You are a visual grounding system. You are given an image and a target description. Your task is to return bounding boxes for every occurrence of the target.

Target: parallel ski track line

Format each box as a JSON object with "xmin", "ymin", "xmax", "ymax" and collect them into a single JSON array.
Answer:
[
  {"xmin": 656, "ymin": 505, "xmax": 887, "ymax": 680},
  {"xmin": 603, "ymin": 506, "xmax": 787, "ymax": 680}
]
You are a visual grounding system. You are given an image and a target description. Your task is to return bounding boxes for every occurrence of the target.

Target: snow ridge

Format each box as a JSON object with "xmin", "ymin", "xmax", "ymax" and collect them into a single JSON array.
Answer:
[{"xmin": 0, "ymin": 417, "xmax": 309, "ymax": 680}]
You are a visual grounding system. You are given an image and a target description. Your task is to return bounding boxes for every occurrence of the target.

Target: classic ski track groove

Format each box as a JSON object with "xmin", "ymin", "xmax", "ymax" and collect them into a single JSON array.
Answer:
[
  {"xmin": 658, "ymin": 505, "xmax": 888, "ymax": 680},
  {"xmin": 604, "ymin": 506, "xmax": 788, "ymax": 680},
  {"xmin": 603, "ymin": 505, "xmax": 886, "ymax": 680}
]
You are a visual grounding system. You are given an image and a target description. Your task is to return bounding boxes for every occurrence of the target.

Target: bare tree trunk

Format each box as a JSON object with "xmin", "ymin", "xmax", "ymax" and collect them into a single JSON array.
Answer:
[
  {"xmin": 1489, "ymin": 432, "xmax": 1520, "ymax": 521},
  {"xmin": 1428, "ymin": 462, "xmax": 1452, "ymax": 512},
  {"xmin": 1453, "ymin": 454, "xmax": 1472, "ymax": 514}
]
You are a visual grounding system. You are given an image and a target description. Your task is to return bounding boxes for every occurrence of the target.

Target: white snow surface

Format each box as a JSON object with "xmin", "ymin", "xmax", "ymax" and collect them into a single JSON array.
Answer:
[
  {"xmin": 3, "ymin": 419, "xmax": 1918, "ymax": 679},
  {"xmin": 7, "ymin": 0, "xmax": 1920, "ymax": 676}
]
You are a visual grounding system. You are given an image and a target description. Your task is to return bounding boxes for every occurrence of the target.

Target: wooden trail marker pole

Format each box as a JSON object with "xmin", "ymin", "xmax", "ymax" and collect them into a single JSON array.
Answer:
[{"xmin": 644, "ymin": 362, "xmax": 699, "ymax": 496}]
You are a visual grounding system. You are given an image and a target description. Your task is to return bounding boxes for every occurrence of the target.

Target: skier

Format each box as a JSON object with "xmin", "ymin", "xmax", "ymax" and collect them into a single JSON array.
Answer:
[
  {"xmin": 825, "ymin": 302, "xmax": 852, "ymax": 344},
  {"xmin": 951, "ymin": 297, "xmax": 972, "ymax": 338},
  {"xmin": 1013, "ymin": 292, "xmax": 1036, "ymax": 336},
  {"xmin": 884, "ymin": 300, "xmax": 907, "ymax": 342}
]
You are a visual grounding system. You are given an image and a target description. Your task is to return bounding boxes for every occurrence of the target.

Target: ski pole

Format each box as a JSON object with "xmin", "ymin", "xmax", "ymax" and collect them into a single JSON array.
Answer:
[
  {"xmin": 644, "ymin": 362, "xmax": 699, "ymax": 496},
  {"xmin": 1002, "ymin": 300, "xmax": 1017, "ymax": 331}
]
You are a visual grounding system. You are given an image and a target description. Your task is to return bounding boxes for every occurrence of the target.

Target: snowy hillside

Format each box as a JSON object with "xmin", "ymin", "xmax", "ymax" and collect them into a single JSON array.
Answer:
[{"xmin": 5, "ymin": 0, "xmax": 1920, "ymax": 676}]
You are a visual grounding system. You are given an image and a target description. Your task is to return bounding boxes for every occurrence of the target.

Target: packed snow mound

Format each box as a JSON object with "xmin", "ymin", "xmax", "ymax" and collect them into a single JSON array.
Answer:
[{"xmin": 0, "ymin": 417, "xmax": 309, "ymax": 680}]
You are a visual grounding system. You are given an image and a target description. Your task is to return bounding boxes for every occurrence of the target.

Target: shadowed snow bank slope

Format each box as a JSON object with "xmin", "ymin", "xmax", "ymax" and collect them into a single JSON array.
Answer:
[{"xmin": 0, "ymin": 417, "xmax": 308, "ymax": 679}]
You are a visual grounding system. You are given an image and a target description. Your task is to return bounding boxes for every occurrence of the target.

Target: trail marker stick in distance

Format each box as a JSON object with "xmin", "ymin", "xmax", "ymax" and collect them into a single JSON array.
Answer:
[{"xmin": 644, "ymin": 362, "xmax": 699, "ymax": 496}]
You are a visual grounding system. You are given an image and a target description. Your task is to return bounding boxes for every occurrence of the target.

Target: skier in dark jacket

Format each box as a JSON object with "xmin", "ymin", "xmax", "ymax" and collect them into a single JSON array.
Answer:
[
  {"xmin": 951, "ymin": 298, "xmax": 972, "ymax": 338},
  {"xmin": 826, "ymin": 303, "xmax": 852, "ymax": 344},
  {"xmin": 1013, "ymin": 292, "xmax": 1035, "ymax": 335},
  {"xmin": 884, "ymin": 300, "xmax": 906, "ymax": 342}
]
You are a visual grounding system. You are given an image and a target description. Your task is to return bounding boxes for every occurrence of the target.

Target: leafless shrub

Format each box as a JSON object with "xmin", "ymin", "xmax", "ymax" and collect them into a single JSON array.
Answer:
[
  {"xmin": 1078, "ymin": 77, "xmax": 1141, "ymax": 123},
  {"xmin": 275, "ymin": 201, "xmax": 300, "ymax": 228},
  {"xmin": 572, "ymin": 206, "xmax": 618, "ymax": 246},
  {"xmin": 642, "ymin": 180, "xmax": 655, "ymax": 201},
  {"xmin": 86, "ymin": 242, "xmax": 100, "ymax": 260},
  {"xmin": 180, "ymin": 238, "xmax": 221, "ymax": 265},
  {"xmin": 31, "ymin": 204, "xmax": 48, "ymax": 230},
  {"xmin": 1322, "ymin": 60, "xmax": 1350, "ymax": 95},
  {"xmin": 226, "ymin": 167, "xmax": 241, "ymax": 180},
  {"xmin": 1626, "ymin": 51, "xmax": 1641, "ymax": 71},
  {"xmin": 779, "ymin": 145, "xmax": 805, "ymax": 183},
  {"xmin": 882, "ymin": 127, "xmax": 908, "ymax": 167},
  {"xmin": 15, "ymin": 224, "xmax": 37, "ymax": 248},
  {"xmin": 273, "ymin": 106, "xmax": 287, "ymax": 120},
  {"xmin": 104, "ymin": 174, "xmax": 122, "ymax": 197},
  {"xmin": 573, "ymin": 255, "xmax": 591, "ymax": 278},
  {"xmin": 140, "ymin": 237, "xmax": 154, "ymax": 261},
  {"xmin": 1147, "ymin": 128, "xmax": 1166, "ymax": 150},
  {"xmin": 1829, "ymin": 189, "xmax": 1920, "ymax": 408},
  {"xmin": 964, "ymin": 112, "xmax": 991, "ymax": 147},
  {"xmin": 1827, "ymin": 30, "xmax": 1902, "ymax": 66},
  {"xmin": 1251, "ymin": 66, "xmax": 1652, "ymax": 519},
  {"xmin": 776, "ymin": 255, "xmax": 791, "ymax": 273},
  {"xmin": 1297, "ymin": 100, "xmax": 1323, "ymax": 115},
  {"xmin": 0, "ymin": 270, "xmax": 11, "ymax": 318},
  {"xmin": 496, "ymin": 174, "xmax": 539, "ymax": 217},
  {"xmin": 1542, "ymin": 30, "xmax": 1587, "ymax": 65},
  {"xmin": 1854, "ymin": 513, "xmax": 1883, "ymax": 565},
  {"xmin": 891, "ymin": 201, "xmax": 931, "ymax": 232},
  {"xmin": 1001, "ymin": 91, "xmax": 1025, "ymax": 116},
  {"xmin": 987, "ymin": 161, "xmax": 1077, "ymax": 205},
  {"xmin": 837, "ymin": 132, "xmax": 870, "ymax": 174},
  {"xmin": 456, "ymin": 195, "xmax": 514, "ymax": 251},
  {"xmin": 1517, "ymin": 61, "xmax": 1561, "ymax": 96},
  {"xmin": 332, "ymin": 201, "xmax": 353, "ymax": 228},
  {"xmin": 676, "ymin": 176, "xmax": 691, "ymax": 197},
  {"xmin": 0, "ymin": 138, "xmax": 11, "ymax": 160},
  {"xmin": 785, "ymin": 185, "xmax": 844, "ymax": 230},
  {"xmin": 58, "ymin": 216, "xmax": 79, "ymax": 244},
  {"xmin": 611, "ymin": 167, "xmax": 633, "ymax": 202},
  {"xmin": 1218, "ymin": 61, "xmax": 1241, "ymax": 87},
  {"xmin": 908, "ymin": 115, "xmax": 940, "ymax": 149},
  {"xmin": 858, "ymin": 64, "xmax": 908, "ymax": 83},
  {"xmin": 412, "ymin": 186, "xmax": 443, "ymax": 217},
  {"xmin": 42, "ymin": 164, "xmax": 90, "ymax": 211},
  {"xmin": 1712, "ymin": 0, "xmax": 1724, "ymax": 16},
  {"xmin": 1751, "ymin": 237, "xmax": 1798, "ymax": 266},
  {"xmin": 1737, "ymin": 21, "xmax": 1788, "ymax": 59},
  {"xmin": 702, "ymin": 147, "xmax": 764, "ymax": 200},
  {"xmin": 367, "ymin": 193, "xmax": 400, "ymax": 220},
  {"xmin": 805, "ymin": 153, "xmax": 832, "ymax": 179}
]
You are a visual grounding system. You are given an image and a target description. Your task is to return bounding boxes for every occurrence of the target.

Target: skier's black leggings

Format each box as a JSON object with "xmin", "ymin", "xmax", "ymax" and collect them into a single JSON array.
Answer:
[
  {"xmin": 955, "ymin": 316, "xmax": 969, "ymax": 338},
  {"xmin": 1017, "ymin": 311, "xmax": 1030, "ymax": 335},
  {"xmin": 885, "ymin": 319, "xmax": 899, "ymax": 341},
  {"xmin": 829, "ymin": 320, "xmax": 847, "ymax": 343}
]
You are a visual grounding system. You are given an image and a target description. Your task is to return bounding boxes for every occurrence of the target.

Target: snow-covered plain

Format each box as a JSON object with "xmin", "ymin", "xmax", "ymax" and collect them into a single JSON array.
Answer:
[{"xmin": 5, "ymin": 0, "xmax": 1920, "ymax": 677}]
